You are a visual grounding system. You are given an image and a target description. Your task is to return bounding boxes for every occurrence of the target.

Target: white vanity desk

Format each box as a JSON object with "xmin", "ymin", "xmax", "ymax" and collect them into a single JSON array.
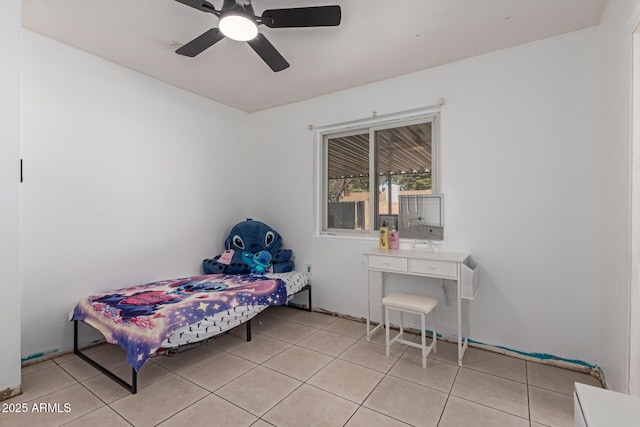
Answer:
[{"xmin": 364, "ymin": 247, "xmax": 478, "ymax": 366}]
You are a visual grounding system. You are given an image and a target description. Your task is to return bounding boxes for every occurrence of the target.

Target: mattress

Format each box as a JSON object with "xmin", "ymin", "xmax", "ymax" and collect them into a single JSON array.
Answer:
[{"xmin": 159, "ymin": 271, "xmax": 309, "ymax": 348}]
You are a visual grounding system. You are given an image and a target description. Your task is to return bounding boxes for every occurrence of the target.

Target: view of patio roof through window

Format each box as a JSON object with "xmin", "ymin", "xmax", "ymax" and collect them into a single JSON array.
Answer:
[{"xmin": 324, "ymin": 118, "xmax": 436, "ymax": 232}]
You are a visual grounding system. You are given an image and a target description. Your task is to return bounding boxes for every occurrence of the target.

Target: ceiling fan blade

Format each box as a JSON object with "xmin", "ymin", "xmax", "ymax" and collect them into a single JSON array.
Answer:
[
  {"xmin": 261, "ymin": 5, "xmax": 341, "ymax": 28},
  {"xmin": 247, "ymin": 33, "xmax": 290, "ymax": 72},
  {"xmin": 174, "ymin": 0, "xmax": 217, "ymax": 14},
  {"xmin": 176, "ymin": 28, "xmax": 225, "ymax": 57}
]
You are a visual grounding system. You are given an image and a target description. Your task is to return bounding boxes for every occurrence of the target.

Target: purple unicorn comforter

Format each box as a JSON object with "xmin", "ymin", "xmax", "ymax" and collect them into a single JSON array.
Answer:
[{"xmin": 71, "ymin": 273, "xmax": 287, "ymax": 370}]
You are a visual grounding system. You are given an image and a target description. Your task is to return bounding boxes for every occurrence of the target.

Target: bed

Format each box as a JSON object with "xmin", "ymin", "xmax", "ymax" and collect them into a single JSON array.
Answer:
[{"xmin": 70, "ymin": 271, "xmax": 311, "ymax": 393}]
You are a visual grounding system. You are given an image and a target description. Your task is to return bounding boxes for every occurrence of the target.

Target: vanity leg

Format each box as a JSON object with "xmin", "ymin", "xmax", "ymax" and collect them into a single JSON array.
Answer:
[
  {"xmin": 457, "ymin": 279, "xmax": 464, "ymax": 366},
  {"xmin": 366, "ymin": 270, "xmax": 371, "ymax": 340},
  {"xmin": 366, "ymin": 269, "xmax": 386, "ymax": 341},
  {"xmin": 380, "ymin": 271, "xmax": 385, "ymax": 333}
]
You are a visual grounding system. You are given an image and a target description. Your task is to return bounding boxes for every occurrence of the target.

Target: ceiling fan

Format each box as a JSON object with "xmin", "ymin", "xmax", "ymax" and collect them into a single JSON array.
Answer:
[{"xmin": 174, "ymin": 0, "xmax": 342, "ymax": 72}]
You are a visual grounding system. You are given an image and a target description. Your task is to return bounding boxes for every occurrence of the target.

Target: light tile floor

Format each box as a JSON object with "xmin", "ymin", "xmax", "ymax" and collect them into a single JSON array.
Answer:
[{"xmin": 1, "ymin": 306, "xmax": 602, "ymax": 427}]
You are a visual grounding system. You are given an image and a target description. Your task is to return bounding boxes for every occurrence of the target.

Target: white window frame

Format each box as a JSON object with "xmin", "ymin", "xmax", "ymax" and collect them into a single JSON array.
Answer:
[{"xmin": 314, "ymin": 108, "xmax": 440, "ymax": 238}]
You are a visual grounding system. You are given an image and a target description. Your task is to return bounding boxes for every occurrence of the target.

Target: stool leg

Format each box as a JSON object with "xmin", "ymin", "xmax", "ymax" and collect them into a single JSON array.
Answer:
[
  {"xmin": 421, "ymin": 312, "xmax": 426, "ymax": 369},
  {"xmin": 385, "ymin": 305, "xmax": 390, "ymax": 357},
  {"xmin": 432, "ymin": 309, "xmax": 438, "ymax": 354},
  {"xmin": 399, "ymin": 310, "xmax": 404, "ymax": 340}
]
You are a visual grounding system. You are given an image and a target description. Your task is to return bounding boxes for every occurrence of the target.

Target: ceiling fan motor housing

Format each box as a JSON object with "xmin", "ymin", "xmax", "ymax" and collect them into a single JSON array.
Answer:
[{"xmin": 221, "ymin": 0, "xmax": 256, "ymax": 18}]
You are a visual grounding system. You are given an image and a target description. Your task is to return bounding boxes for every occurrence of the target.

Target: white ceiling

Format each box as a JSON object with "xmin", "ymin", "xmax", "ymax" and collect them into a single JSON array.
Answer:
[{"xmin": 22, "ymin": 0, "xmax": 609, "ymax": 113}]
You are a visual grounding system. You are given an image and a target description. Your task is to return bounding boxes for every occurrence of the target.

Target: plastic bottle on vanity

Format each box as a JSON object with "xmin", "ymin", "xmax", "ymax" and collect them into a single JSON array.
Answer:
[
  {"xmin": 389, "ymin": 226, "xmax": 399, "ymax": 249},
  {"xmin": 379, "ymin": 221, "xmax": 389, "ymax": 249}
]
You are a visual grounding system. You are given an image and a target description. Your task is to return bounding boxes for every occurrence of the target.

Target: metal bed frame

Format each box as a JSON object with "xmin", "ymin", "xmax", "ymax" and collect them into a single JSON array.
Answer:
[{"xmin": 73, "ymin": 283, "xmax": 311, "ymax": 394}]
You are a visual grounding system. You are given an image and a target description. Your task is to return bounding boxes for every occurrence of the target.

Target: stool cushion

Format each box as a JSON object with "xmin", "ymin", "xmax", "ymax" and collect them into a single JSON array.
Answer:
[{"xmin": 382, "ymin": 292, "xmax": 438, "ymax": 314}]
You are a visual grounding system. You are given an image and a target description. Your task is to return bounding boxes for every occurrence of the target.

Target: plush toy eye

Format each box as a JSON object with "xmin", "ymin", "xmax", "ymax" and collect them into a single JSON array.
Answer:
[
  {"xmin": 232, "ymin": 235, "xmax": 245, "ymax": 249},
  {"xmin": 265, "ymin": 231, "xmax": 275, "ymax": 247}
]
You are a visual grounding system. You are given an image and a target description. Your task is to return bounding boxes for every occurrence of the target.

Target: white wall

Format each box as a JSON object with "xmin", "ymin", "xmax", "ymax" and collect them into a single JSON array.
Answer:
[
  {"xmin": 633, "ymin": 23, "xmax": 640, "ymax": 397},
  {"xmin": 0, "ymin": 0, "xmax": 22, "ymax": 399},
  {"xmin": 598, "ymin": 0, "xmax": 640, "ymax": 393},
  {"xmin": 249, "ymin": 28, "xmax": 602, "ymax": 366},
  {"xmin": 20, "ymin": 30, "xmax": 252, "ymax": 360}
]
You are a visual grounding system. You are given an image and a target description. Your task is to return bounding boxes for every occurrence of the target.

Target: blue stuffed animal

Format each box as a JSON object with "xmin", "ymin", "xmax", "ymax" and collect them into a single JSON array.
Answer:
[
  {"xmin": 203, "ymin": 219, "xmax": 295, "ymax": 274},
  {"xmin": 245, "ymin": 251, "xmax": 273, "ymax": 274}
]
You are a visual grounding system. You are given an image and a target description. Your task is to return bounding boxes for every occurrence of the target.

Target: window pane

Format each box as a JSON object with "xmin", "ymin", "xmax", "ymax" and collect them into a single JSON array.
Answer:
[
  {"xmin": 321, "ymin": 114, "xmax": 437, "ymax": 235},
  {"xmin": 326, "ymin": 133, "xmax": 370, "ymax": 230},
  {"xmin": 375, "ymin": 122, "xmax": 433, "ymax": 229}
]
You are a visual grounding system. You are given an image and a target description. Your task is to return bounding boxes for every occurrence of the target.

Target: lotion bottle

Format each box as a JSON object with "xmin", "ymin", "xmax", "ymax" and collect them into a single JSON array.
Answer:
[
  {"xmin": 379, "ymin": 221, "xmax": 389, "ymax": 249},
  {"xmin": 389, "ymin": 226, "xmax": 399, "ymax": 249}
]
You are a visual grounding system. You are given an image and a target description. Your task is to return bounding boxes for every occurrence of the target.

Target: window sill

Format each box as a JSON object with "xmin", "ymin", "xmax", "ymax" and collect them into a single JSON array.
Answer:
[
  {"xmin": 316, "ymin": 232, "xmax": 446, "ymax": 250},
  {"xmin": 317, "ymin": 231, "xmax": 378, "ymax": 241}
]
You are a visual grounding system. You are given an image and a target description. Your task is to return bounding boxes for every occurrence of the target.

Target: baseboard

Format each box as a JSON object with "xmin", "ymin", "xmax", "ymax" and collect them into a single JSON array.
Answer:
[
  {"xmin": 0, "ymin": 384, "xmax": 22, "ymax": 402},
  {"xmin": 313, "ymin": 306, "xmax": 604, "ymax": 387},
  {"xmin": 21, "ymin": 339, "xmax": 105, "ymax": 367}
]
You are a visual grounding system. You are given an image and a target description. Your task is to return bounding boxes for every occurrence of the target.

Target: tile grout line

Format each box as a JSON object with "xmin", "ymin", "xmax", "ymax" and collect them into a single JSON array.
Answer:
[
  {"xmin": 526, "ymin": 360, "xmax": 532, "ymax": 425},
  {"xmin": 433, "ymin": 339, "xmax": 459, "ymax": 425}
]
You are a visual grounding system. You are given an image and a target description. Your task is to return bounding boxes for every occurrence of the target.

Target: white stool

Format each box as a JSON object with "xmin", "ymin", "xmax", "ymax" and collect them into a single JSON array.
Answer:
[{"xmin": 382, "ymin": 292, "xmax": 438, "ymax": 369}]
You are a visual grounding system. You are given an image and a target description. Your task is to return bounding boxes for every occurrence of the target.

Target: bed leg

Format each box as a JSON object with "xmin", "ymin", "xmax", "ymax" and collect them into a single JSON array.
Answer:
[
  {"xmin": 73, "ymin": 320, "xmax": 138, "ymax": 394},
  {"xmin": 73, "ymin": 320, "xmax": 79, "ymax": 352},
  {"xmin": 131, "ymin": 367, "xmax": 137, "ymax": 394},
  {"xmin": 287, "ymin": 284, "xmax": 312, "ymax": 312},
  {"xmin": 246, "ymin": 319, "xmax": 252, "ymax": 342}
]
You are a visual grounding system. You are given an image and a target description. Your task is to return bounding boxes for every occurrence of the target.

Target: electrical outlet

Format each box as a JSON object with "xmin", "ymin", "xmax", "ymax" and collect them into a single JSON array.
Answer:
[{"xmin": 305, "ymin": 264, "xmax": 312, "ymax": 275}]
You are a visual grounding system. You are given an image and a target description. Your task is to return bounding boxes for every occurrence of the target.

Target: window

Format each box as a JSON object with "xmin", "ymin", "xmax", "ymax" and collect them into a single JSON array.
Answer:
[{"xmin": 320, "ymin": 113, "xmax": 439, "ymax": 235}]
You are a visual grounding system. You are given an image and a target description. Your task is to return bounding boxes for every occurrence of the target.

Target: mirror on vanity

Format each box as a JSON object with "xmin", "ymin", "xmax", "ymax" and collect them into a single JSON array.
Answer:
[{"xmin": 399, "ymin": 194, "xmax": 444, "ymax": 240}]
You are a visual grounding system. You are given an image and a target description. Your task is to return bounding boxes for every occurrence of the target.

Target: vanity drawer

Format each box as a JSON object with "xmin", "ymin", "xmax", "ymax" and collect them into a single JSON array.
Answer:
[
  {"xmin": 368, "ymin": 255, "xmax": 408, "ymax": 272},
  {"xmin": 410, "ymin": 259, "xmax": 457, "ymax": 278}
]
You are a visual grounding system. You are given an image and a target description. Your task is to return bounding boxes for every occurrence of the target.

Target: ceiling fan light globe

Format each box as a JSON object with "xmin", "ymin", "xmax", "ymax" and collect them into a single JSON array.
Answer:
[{"xmin": 219, "ymin": 14, "xmax": 258, "ymax": 41}]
